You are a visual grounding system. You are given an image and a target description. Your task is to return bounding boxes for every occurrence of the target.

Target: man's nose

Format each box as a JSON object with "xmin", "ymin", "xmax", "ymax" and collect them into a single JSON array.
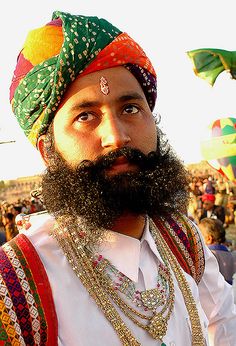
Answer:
[{"xmin": 99, "ymin": 116, "xmax": 131, "ymax": 149}]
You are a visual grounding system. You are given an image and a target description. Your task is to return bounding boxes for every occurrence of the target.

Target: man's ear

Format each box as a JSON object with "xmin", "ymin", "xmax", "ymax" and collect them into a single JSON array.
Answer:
[
  {"xmin": 37, "ymin": 135, "xmax": 50, "ymax": 166},
  {"xmin": 206, "ymin": 234, "xmax": 214, "ymax": 245}
]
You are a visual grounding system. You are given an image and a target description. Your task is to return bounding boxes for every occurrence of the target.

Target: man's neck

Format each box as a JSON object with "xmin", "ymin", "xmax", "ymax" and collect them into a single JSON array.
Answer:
[{"xmin": 111, "ymin": 214, "xmax": 146, "ymax": 239}]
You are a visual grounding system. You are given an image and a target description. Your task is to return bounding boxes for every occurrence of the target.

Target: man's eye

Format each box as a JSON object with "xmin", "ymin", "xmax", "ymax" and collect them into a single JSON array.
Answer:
[
  {"xmin": 76, "ymin": 113, "xmax": 95, "ymax": 122},
  {"xmin": 123, "ymin": 105, "xmax": 139, "ymax": 114}
]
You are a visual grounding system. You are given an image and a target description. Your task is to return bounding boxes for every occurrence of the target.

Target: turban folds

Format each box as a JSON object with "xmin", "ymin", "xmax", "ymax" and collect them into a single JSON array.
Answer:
[{"xmin": 10, "ymin": 11, "xmax": 157, "ymax": 147}]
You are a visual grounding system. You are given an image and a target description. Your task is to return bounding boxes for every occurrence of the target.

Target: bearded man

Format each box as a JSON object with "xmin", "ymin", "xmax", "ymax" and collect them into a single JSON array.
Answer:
[{"xmin": 1, "ymin": 11, "xmax": 236, "ymax": 346}]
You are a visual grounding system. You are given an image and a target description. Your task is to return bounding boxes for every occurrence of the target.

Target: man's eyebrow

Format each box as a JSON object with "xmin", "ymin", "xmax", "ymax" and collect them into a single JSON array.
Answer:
[
  {"xmin": 118, "ymin": 92, "xmax": 145, "ymax": 102},
  {"xmin": 70, "ymin": 101, "xmax": 101, "ymax": 111}
]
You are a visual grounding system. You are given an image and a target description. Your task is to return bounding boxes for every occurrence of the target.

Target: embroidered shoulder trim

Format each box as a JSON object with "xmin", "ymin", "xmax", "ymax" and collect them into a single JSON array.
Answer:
[
  {"xmin": 0, "ymin": 234, "xmax": 58, "ymax": 345},
  {"xmin": 154, "ymin": 213, "xmax": 205, "ymax": 284}
]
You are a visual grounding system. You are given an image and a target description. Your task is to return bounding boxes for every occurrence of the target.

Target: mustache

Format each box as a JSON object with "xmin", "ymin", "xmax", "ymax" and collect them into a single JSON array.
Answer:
[{"xmin": 78, "ymin": 147, "xmax": 160, "ymax": 173}]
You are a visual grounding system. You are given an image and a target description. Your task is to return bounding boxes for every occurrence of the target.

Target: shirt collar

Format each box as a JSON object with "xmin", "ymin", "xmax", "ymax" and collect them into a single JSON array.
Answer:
[
  {"xmin": 98, "ymin": 217, "xmax": 164, "ymax": 282},
  {"xmin": 140, "ymin": 219, "xmax": 164, "ymax": 264}
]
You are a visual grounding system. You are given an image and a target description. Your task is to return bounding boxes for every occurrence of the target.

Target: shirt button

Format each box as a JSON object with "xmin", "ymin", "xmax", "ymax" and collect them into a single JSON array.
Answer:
[{"xmin": 169, "ymin": 342, "xmax": 175, "ymax": 346}]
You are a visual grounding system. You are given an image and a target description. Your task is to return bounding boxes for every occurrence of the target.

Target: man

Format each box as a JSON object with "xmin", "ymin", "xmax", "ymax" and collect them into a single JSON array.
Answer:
[
  {"xmin": 199, "ymin": 193, "xmax": 226, "ymax": 224},
  {"xmin": 1, "ymin": 10, "xmax": 235, "ymax": 346},
  {"xmin": 2, "ymin": 212, "xmax": 18, "ymax": 241},
  {"xmin": 199, "ymin": 218, "xmax": 236, "ymax": 284}
]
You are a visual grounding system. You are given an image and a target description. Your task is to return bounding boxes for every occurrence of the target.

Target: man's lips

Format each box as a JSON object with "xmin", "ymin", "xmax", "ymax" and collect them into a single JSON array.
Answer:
[
  {"xmin": 106, "ymin": 156, "xmax": 138, "ymax": 175},
  {"xmin": 113, "ymin": 156, "xmax": 129, "ymax": 165}
]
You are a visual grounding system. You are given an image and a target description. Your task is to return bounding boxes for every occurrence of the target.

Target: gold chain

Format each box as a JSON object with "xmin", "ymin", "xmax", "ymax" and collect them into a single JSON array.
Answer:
[
  {"xmin": 51, "ymin": 218, "xmax": 205, "ymax": 345},
  {"xmin": 53, "ymin": 227, "xmax": 140, "ymax": 345}
]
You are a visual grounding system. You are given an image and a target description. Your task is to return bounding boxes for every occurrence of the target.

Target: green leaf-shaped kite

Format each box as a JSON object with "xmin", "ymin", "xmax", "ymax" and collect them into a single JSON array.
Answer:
[{"xmin": 187, "ymin": 48, "xmax": 236, "ymax": 85}]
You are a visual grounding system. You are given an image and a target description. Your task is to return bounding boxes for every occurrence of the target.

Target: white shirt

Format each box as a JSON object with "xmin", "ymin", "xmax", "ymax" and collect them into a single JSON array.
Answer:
[{"xmin": 23, "ymin": 214, "xmax": 236, "ymax": 346}]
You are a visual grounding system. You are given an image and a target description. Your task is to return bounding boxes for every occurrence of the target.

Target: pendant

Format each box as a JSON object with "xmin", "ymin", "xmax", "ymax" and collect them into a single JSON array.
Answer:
[
  {"xmin": 148, "ymin": 313, "xmax": 167, "ymax": 340},
  {"xmin": 140, "ymin": 288, "xmax": 165, "ymax": 311}
]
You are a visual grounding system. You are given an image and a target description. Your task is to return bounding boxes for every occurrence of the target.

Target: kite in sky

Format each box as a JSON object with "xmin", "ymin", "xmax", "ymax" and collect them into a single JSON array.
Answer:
[{"xmin": 187, "ymin": 48, "xmax": 236, "ymax": 85}]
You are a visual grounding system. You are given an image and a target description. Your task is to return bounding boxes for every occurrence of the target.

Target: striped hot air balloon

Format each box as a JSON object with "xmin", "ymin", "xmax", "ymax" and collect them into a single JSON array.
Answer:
[{"xmin": 201, "ymin": 117, "xmax": 236, "ymax": 181}]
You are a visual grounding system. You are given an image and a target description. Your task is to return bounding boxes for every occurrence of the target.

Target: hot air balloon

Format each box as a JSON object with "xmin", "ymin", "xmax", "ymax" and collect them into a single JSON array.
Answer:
[
  {"xmin": 201, "ymin": 117, "xmax": 236, "ymax": 181},
  {"xmin": 187, "ymin": 48, "xmax": 236, "ymax": 85}
]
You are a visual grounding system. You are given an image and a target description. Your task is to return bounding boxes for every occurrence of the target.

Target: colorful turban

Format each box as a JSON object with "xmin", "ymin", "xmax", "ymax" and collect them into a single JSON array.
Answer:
[{"xmin": 10, "ymin": 11, "xmax": 157, "ymax": 147}]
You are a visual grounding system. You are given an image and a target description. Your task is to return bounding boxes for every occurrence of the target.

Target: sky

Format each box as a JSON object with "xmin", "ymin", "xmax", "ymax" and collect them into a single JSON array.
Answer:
[{"xmin": 1, "ymin": 0, "xmax": 236, "ymax": 180}]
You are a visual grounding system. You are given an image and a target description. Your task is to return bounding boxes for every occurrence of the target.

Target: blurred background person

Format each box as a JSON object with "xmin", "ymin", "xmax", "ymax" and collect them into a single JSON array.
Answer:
[
  {"xmin": 199, "ymin": 193, "xmax": 226, "ymax": 224},
  {"xmin": 215, "ymin": 177, "xmax": 230, "ymax": 208},
  {"xmin": 203, "ymin": 177, "xmax": 215, "ymax": 195},
  {"xmin": 199, "ymin": 218, "xmax": 236, "ymax": 285},
  {"xmin": 2, "ymin": 212, "xmax": 18, "ymax": 242},
  {"xmin": 225, "ymin": 201, "xmax": 236, "ymax": 228}
]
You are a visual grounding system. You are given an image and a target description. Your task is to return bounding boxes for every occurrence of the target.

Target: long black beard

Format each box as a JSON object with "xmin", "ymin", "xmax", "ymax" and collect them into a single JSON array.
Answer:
[{"xmin": 41, "ymin": 145, "xmax": 190, "ymax": 237}]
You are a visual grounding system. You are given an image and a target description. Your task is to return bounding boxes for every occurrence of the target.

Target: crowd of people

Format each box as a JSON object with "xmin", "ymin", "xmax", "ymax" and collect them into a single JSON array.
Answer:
[
  {"xmin": 187, "ymin": 170, "xmax": 236, "ymax": 293},
  {"xmin": 188, "ymin": 172, "xmax": 236, "ymax": 227},
  {"xmin": 0, "ymin": 196, "xmax": 45, "ymax": 243}
]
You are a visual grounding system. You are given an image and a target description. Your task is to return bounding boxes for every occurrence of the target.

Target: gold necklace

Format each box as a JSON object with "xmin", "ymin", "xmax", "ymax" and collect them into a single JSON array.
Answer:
[
  {"xmin": 92, "ymin": 246, "xmax": 175, "ymax": 340},
  {"xmin": 93, "ymin": 255, "xmax": 169, "ymax": 312},
  {"xmin": 51, "ymin": 217, "xmax": 205, "ymax": 345},
  {"xmin": 52, "ymin": 225, "xmax": 140, "ymax": 345}
]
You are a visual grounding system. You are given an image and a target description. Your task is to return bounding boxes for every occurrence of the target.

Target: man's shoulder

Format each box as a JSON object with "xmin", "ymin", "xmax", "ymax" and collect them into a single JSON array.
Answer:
[
  {"xmin": 155, "ymin": 212, "xmax": 205, "ymax": 284},
  {"xmin": 0, "ymin": 212, "xmax": 55, "ymax": 282},
  {"xmin": 19, "ymin": 211, "xmax": 55, "ymax": 242},
  {"xmin": 0, "ymin": 226, "xmax": 58, "ymax": 344},
  {"xmin": 25, "ymin": 211, "xmax": 54, "ymax": 231}
]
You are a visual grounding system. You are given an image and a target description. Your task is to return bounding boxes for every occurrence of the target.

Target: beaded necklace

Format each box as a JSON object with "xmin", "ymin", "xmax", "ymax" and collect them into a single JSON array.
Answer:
[{"xmin": 51, "ymin": 217, "xmax": 205, "ymax": 345}]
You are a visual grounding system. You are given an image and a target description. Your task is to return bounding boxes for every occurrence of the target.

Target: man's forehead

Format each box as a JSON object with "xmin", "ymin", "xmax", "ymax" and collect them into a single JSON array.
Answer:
[
  {"xmin": 70, "ymin": 66, "xmax": 141, "ymax": 88},
  {"xmin": 59, "ymin": 67, "xmax": 147, "ymax": 106}
]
